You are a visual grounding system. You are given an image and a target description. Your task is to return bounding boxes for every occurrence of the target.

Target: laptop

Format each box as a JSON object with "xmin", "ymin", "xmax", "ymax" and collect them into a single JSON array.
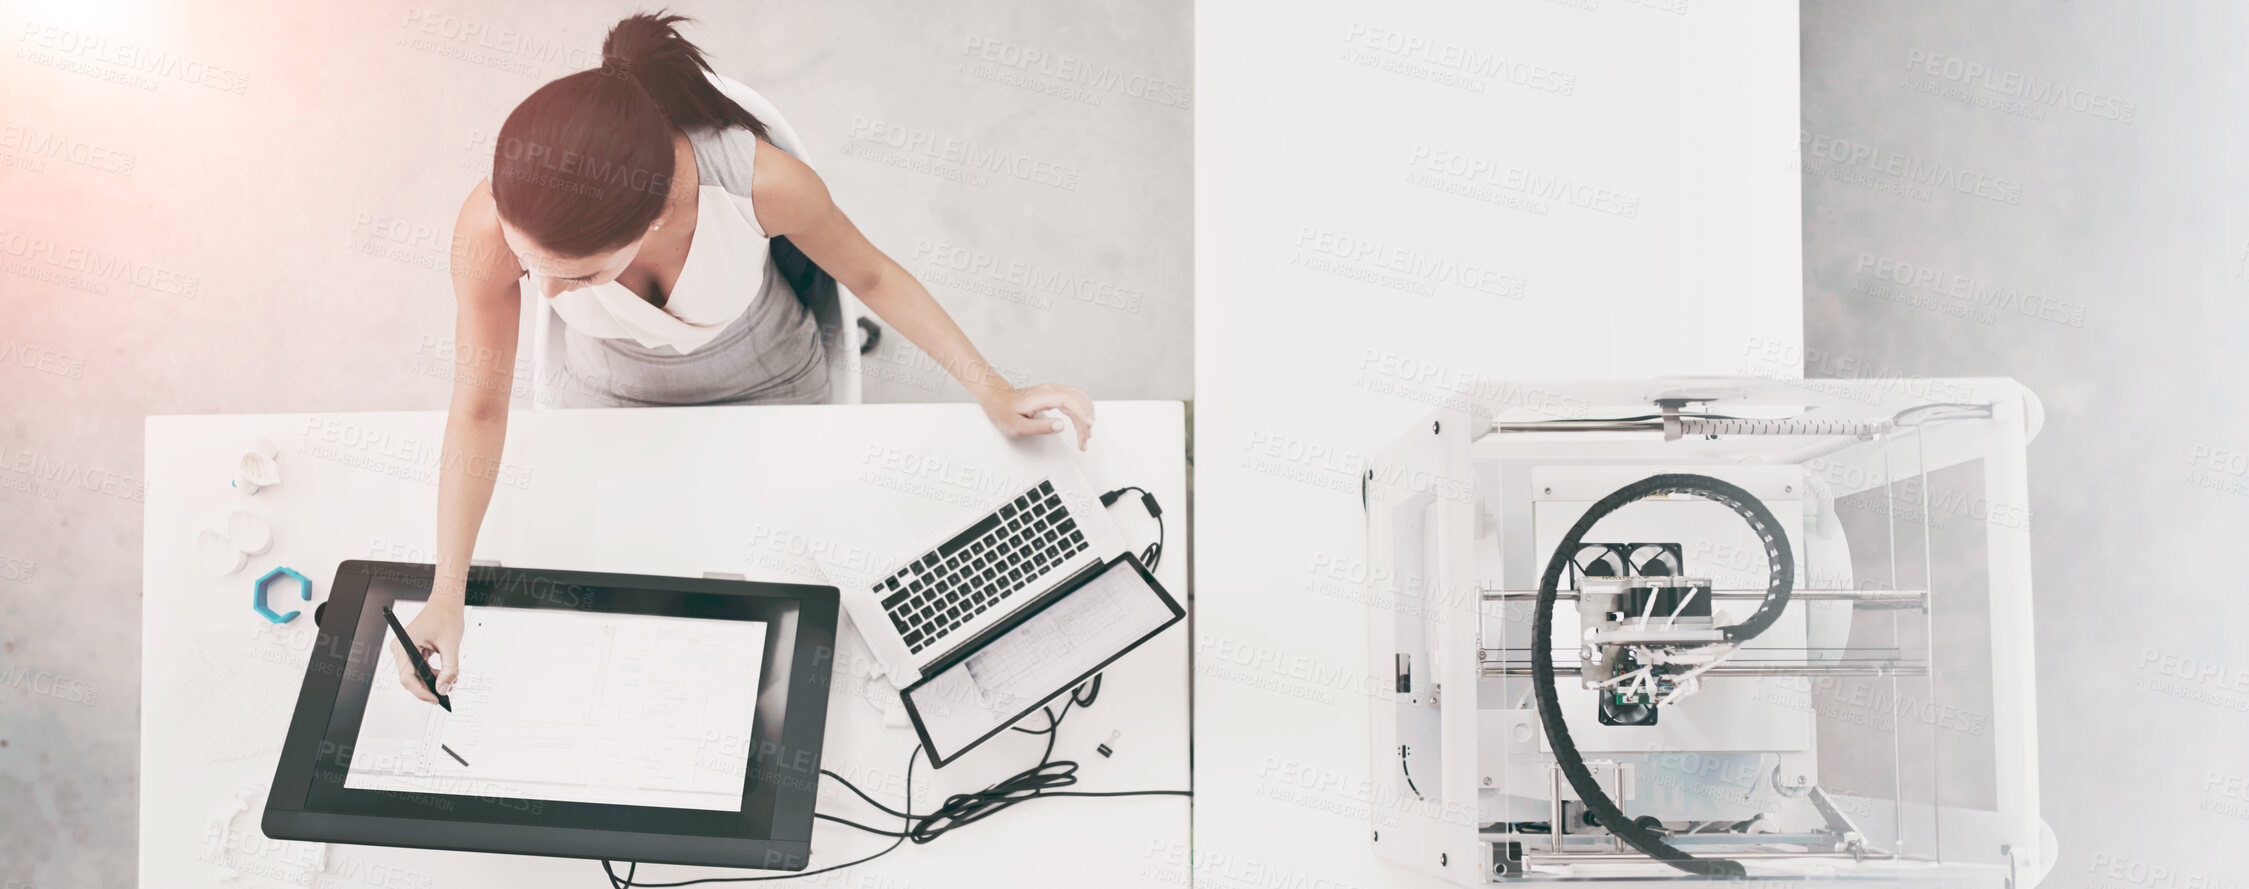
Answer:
[{"xmin": 839, "ymin": 462, "xmax": 1131, "ymax": 689}]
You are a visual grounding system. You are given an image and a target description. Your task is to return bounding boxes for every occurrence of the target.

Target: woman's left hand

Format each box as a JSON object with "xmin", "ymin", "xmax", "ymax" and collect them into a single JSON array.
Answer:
[{"xmin": 982, "ymin": 383, "xmax": 1095, "ymax": 450}]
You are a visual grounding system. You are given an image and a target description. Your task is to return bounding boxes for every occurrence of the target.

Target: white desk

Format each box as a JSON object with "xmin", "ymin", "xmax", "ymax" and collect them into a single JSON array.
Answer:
[
  {"xmin": 141, "ymin": 402, "xmax": 1189, "ymax": 889},
  {"xmin": 1195, "ymin": 1, "xmax": 1802, "ymax": 884}
]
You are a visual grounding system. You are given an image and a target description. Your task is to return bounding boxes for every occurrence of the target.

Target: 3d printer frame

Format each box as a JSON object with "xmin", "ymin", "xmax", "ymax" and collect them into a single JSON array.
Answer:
[{"xmin": 1364, "ymin": 377, "xmax": 2052, "ymax": 885}]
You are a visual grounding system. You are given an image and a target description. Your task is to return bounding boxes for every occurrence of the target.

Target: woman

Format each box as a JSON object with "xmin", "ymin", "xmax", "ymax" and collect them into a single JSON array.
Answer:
[{"xmin": 393, "ymin": 13, "xmax": 1094, "ymax": 703}]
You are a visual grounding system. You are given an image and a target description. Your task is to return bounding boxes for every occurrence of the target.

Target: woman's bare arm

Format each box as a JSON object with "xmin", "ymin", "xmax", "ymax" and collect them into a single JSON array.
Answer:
[
  {"xmin": 747, "ymin": 143, "xmax": 1095, "ymax": 447},
  {"xmin": 393, "ymin": 180, "xmax": 525, "ymax": 703}
]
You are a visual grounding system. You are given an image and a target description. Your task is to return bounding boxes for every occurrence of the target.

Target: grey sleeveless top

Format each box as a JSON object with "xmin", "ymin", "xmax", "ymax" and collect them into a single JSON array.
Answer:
[{"xmin": 552, "ymin": 125, "xmax": 831, "ymax": 407}]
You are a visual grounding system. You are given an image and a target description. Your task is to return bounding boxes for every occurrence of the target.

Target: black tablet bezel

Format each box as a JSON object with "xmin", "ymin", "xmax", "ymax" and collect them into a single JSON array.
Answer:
[
  {"xmin": 899, "ymin": 552, "xmax": 1184, "ymax": 769},
  {"xmin": 263, "ymin": 560, "xmax": 838, "ymax": 871}
]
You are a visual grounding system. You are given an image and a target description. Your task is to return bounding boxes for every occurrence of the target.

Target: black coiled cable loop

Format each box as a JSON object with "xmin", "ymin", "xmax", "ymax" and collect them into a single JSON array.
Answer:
[{"xmin": 1530, "ymin": 473, "xmax": 1794, "ymax": 877}]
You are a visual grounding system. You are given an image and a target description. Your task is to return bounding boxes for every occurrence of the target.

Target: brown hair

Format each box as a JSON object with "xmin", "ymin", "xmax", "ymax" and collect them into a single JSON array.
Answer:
[{"xmin": 490, "ymin": 11, "xmax": 768, "ymax": 257}]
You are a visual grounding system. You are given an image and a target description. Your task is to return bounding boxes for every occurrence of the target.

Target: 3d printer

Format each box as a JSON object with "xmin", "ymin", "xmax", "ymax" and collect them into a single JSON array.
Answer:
[{"xmin": 1364, "ymin": 377, "xmax": 2053, "ymax": 885}]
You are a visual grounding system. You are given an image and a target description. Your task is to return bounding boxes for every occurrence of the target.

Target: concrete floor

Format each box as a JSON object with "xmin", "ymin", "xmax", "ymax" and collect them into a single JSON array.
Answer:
[
  {"xmin": 0, "ymin": 0, "xmax": 1187, "ymax": 885},
  {"xmin": 1802, "ymin": 0, "xmax": 2249, "ymax": 880}
]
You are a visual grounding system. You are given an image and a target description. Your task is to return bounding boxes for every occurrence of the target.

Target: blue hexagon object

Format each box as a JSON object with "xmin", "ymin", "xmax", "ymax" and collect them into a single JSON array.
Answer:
[{"xmin": 254, "ymin": 565, "xmax": 312, "ymax": 624}]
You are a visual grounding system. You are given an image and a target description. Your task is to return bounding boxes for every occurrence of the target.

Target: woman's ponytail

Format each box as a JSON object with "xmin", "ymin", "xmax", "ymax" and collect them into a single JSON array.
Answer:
[{"xmin": 599, "ymin": 12, "xmax": 769, "ymax": 142}]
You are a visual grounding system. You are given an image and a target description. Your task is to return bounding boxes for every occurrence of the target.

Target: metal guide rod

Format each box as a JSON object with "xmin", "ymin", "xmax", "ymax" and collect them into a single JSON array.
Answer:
[
  {"xmin": 1522, "ymin": 850, "xmax": 1899, "ymax": 863},
  {"xmin": 1544, "ymin": 762, "xmax": 1629, "ymax": 855},
  {"xmin": 1482, "ymin": 588, "xmax": 1926, "ymax": 604},
  {"xmin": 1548, "ymin": 765, "xmax": 1565, "ymax": 855},
  {"xmin": 1916, "ymin": 429, "xmax": 1944, "ymax": 862},
  {"xmin": 1883, "ymin": 442, "xmax": 1909, "ymax": 854},
  {"xmin": 1486, "ymin": 402, "xmax": 1992, "ymax": 438},
  {"xmin": 1486, "ymin": 418, "xmax": 1896, "ymax": 436},
  {"xmin": 1484, "ymin": 663, "xmax": 1928, "ymax": 678},
  {"xmin": 1611, "ymin": 763, "xmax": 1623, "ymax": 852},
  {"xmin": 1489, "ymin": 421, "xmax": 1673, "ymax": 433},
  {"xmin": 1490, "ymin": 829, "xmax": 1848, "ymax": 847}
]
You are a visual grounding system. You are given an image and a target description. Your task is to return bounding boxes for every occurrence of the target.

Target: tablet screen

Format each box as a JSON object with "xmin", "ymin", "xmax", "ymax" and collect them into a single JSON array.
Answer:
[
  {"xmin": 276, "ymin": 562, "xmax": 833, "ymax": 859},
  {"xmin": 346, "ymin": 602, "xmax": 769, "ymax": 811}
]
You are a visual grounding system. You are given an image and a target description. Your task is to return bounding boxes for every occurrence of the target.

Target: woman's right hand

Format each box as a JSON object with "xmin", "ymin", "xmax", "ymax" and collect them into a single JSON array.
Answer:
[
  {"xmin": 393, "ymin": 593, "xmax": 466, "ymax": 704},
  {"xmin": 980, "ymin": 383, "xmax": 1096, "ymax": 450}
]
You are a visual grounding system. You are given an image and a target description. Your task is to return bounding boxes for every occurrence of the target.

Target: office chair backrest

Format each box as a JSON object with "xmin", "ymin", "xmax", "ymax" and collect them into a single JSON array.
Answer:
[{"xmin": 706, "ymin": 74, "xmax": 869, "ymax": 405}]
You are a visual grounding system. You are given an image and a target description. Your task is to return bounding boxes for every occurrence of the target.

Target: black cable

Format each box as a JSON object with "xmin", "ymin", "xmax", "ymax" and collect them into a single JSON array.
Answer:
[
  {"xmin": 1098, "ymin": 486, "xmax": 1164, "ymax": 570},
  {"xmin": 814, "ymin": 812, "xmax": 914, "ymax": 838},
  {"xmin": 1007, "ymin": 675, "xmax": 1093, "ymax": 735},
  {"xmin": 1398, "ymin": 744, "xmax": 1423, "ymax": 799},
  {"xmin": 603, "ymin": 675, "xmax": 1187, "ymax": 886},
  {"xmin": 878, "ymin": 695, "xmax": 1187, "ymax": 845},
  {"xmin": 1529, "ymin": 473, "xmax": 1794, "ymax": 878},
  {"xmin": 601, "ymin": 489, "xmax": 1177, "ymax": 886},
  {"xmin": 819, "ymin": 763, "xmax": 914, "ymax": 820},
  {"xmin": 602, "ymin": 741, "xmax": 922, "ymax": 886}
]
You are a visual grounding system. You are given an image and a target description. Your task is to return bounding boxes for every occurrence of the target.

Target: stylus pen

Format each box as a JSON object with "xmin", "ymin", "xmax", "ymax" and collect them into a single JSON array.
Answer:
[{"xmin": 381, "ymin": 605, "xmax": 452, "ymax": 712}]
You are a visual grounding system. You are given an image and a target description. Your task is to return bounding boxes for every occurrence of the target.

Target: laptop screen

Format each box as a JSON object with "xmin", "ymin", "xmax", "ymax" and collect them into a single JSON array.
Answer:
[{"xmin": 902, "ymin": 555, "xmax": 1182, "ymax": 765}]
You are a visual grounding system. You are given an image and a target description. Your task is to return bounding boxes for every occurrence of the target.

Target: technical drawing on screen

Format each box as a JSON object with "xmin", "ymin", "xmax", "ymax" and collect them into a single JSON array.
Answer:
[{"xmin": 1363, "ymin": 377, "xmax": 2054, "ymax": 885}]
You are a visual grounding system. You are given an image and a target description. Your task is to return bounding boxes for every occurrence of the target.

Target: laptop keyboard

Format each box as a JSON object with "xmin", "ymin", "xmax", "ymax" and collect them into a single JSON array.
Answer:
[{"xmin": 877, "ymin": 480, "xmax": 1089, "ymax": 655}]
